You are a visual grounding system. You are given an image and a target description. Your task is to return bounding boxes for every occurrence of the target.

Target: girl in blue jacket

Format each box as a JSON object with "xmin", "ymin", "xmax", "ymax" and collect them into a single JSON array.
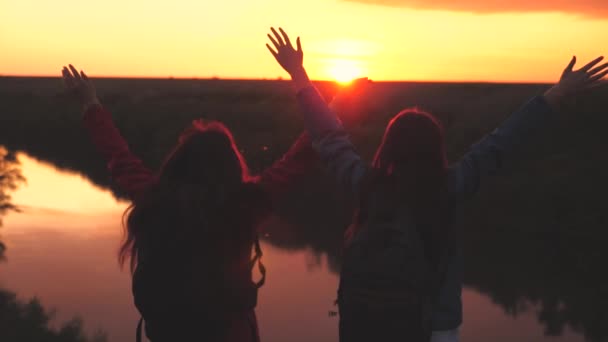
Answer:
[{"xmin": 266, "ymin": 27, "xmax": 607, "ymax": 342}]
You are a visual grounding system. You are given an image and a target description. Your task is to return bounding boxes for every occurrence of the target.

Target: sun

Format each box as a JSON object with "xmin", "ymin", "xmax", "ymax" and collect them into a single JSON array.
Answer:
[{"xmin": 327, "ymin": 59, "xmax": 364, "ymax": 84}]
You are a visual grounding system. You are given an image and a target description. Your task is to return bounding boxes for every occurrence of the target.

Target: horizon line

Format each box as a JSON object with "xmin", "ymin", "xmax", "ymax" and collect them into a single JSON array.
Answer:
[{"xmin": 0, "ymin": 74, "xmax": 553, "ymax": 85}]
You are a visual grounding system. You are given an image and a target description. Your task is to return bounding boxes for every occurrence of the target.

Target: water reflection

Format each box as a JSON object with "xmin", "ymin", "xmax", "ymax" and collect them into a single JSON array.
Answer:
[
  {"xmin": 462, "ymin": 227, "xmax": 608, "ymax": 342},
  {"xmin": 0, "ymin": 151, "xmax": 593, "ymax": 342},
  {"xmin": 1, "ymin": 148, "xmax": 107, "ymax": 341},
  {"xmin": 1, "ymin": 153, "xmax": 342, "ymax": 342}
]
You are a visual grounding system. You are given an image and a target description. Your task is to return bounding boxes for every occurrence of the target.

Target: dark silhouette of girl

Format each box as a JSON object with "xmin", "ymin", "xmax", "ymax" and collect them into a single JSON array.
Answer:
[
  {"xmin": 61, "ymin": 65, "xmax": 322, "ymax": 342},
  {"xmin": 266, "ymin": 27, "xmax": 608, "ymax": 342}
]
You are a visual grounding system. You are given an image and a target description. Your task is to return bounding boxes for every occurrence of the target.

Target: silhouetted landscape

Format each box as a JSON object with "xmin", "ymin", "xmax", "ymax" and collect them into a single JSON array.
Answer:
[
  {"xmin": 0, "ymin": 288, "xmax": 107, "ymax": 342},
  {"xmin": 1, "ymin": 77, "xmax": 607, "ymax": 341},
  {"xmin": 0, "ymin": 145, "xmax": 23, "ymax": 260},
  {"xmin": 1, "ymin": 147, "xmax": 107, "ymax": 342}
]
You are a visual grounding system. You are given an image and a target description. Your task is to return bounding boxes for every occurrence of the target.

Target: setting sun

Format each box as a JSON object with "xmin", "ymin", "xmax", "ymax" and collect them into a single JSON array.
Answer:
[
  {"xmin": 1, "ymin": 0, "xmax": 607, "ymax": 82},
  {"xmin": 327, "ymin": 59, "xmax": 365, "ymax": 84}
]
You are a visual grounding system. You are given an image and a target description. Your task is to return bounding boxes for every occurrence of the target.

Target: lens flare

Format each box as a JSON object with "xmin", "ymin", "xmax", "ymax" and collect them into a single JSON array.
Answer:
[{"xmin": 327, "ymin": 59, "xmax": 364, "ymax": 84}]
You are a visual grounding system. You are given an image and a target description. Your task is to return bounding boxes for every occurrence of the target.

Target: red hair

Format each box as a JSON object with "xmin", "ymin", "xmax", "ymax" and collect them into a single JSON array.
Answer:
[{"xmin": 119, "ymin": 120, "xmax": 262, "ymax": 272}]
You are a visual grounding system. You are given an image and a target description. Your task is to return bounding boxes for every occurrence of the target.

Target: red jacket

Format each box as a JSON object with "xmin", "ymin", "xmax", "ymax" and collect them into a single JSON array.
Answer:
[
  {"xmin": 83, "ymin": 104, "xmax": 317, "ymax": 206},
  {"xmin": 83, "ymin": 104, "xmax": 318, "ymax": 342}
]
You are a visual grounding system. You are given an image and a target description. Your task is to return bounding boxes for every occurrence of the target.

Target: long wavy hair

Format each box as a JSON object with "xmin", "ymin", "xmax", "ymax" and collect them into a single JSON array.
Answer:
[
  {"xmin": 119, "ymin": 120, "xmax": 264, "ymax": 272},
  {"xmin": 349, "ymin": 109, "xmax": 453, "ymax": 274}
]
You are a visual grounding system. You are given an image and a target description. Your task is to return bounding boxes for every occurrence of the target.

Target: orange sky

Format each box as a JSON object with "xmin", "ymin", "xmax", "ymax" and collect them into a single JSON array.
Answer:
[{"xmin": 1, "ymin": 0, "xmax": 608, "ymax": 82}]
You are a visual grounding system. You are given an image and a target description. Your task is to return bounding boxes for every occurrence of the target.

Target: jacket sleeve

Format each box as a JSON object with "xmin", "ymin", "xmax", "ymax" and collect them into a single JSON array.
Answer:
[
  {"xmin": 295, "ymin": 85, "xmax": 367, "ymax": 197},
  {"xmin": 83, "ymin": 104, "xmax": 157, "ymax": 202},
  {"xmin": 257, "ymin": 131, "xmax": 318, "ymax": 203},
  {"xmin": 448, "ymin": 95, "xmax": 555, "ymax": 202}
]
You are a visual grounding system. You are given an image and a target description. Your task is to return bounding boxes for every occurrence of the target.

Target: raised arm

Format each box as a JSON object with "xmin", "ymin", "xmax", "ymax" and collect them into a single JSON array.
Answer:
[
  {"xmin": 449, "ymin": 56, "xmax": 608, "ymax": 201},
  {"xmin": 266, "ymin": 28, "xmax": 367, "ymax": 197},
  {"xmin": 258, "ymin": 81, "xmax": 371, "ymax": 201},
  {"xmin": 257, "ymin": 131, "xmax": 317, "ymax": 202},
  {"xmin": 62, "ymin": 65, "xmax": 156, "ymax": 201}
]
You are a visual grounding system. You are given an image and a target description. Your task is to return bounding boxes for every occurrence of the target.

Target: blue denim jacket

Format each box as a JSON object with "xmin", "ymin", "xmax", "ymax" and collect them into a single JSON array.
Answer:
[{"xmin": 295, "ymin": 85, "xmax": 554, "ymax": 330}]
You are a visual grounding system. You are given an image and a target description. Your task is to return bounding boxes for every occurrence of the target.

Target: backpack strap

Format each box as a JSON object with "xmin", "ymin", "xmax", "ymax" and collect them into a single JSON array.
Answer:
[
  {"xmin": 250, "ymin": 234, "xmax": 266, "ymax": 288},
  {"xmin": 136, "ymin": 316, "xmax": 143, "ymax": 342}
]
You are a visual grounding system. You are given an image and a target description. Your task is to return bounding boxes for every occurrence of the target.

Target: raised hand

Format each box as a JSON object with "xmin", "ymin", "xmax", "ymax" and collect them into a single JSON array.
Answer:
[
  {"xmin": 544, "ymin": 56, "xmax": 608, "ymax": 107},
  {"xmin": 62, "ymin": 64, "xmax": 99, "ymax": 109},
  {"xmin": 266, "ymin": 27, "xmax": 304, "ymax": 76}
]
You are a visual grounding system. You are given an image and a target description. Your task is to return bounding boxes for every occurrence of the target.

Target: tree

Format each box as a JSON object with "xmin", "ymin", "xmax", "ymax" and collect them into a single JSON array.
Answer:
[
  {"xmin": 0, "ymin": 146, "xmax": 25, "ymax": 260},
  {"xmin": 0, "ymin": 289, "xmax": 107, "ymax": 342}
]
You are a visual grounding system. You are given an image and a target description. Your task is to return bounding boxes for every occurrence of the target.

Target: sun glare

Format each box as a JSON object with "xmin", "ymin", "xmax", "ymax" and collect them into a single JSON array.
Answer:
[{"xmin": 327, "ymin": 59, "xmax": 364, "ymax": 84}]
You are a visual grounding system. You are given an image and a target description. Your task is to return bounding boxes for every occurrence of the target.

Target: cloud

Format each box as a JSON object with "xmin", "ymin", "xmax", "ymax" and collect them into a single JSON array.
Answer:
[{"xmin": 344, "ymin": 0, "xmax": 608, "ymax": 17}]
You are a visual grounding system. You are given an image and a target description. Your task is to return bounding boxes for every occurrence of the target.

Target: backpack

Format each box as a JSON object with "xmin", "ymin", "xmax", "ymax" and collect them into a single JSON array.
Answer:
[
  {"xmin": 337, "ymin": 189, "xmax": 436, "ymax": 341},
  {"xmin": 133, "ymin": 235, "xmax": 266, "ymax": 342}
]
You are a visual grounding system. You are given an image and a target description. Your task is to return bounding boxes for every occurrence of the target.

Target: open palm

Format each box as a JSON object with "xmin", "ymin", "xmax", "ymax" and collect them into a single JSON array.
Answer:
[
  {"xmin": 543, "ymin": 56, "xmax": 607, "ymax": 107},
  {"xmin": 62, "ymin": 64, "xmax": 99, "ymax": 107},
  {"xmin": 556, "ymin": 56, "xmax": 608, "ymax": 94},
  {"xmin": 266, "ymin": 27, "xmax": 303, "ymax": 76}
]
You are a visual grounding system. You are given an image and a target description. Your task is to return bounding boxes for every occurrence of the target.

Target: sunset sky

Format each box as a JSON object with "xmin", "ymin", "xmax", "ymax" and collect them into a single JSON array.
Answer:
[{"xmin": 1, "ymin": 0, "xmax": 608, "ymax": 82}]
